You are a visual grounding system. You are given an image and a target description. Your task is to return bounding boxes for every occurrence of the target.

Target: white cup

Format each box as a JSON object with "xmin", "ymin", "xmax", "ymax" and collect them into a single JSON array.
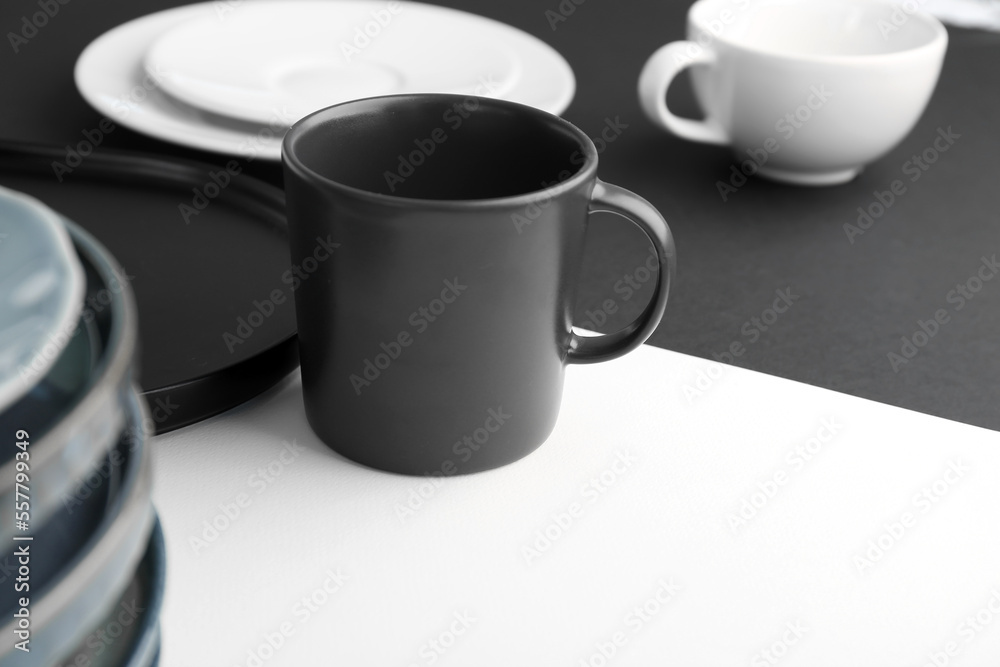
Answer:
[{"xmin": 638, "ymin": 0, "xmax": 948, "ymax": 185}]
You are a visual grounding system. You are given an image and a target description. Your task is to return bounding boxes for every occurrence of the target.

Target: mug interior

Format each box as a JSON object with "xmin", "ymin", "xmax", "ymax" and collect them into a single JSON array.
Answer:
[
  {"xmin": 285, "ymin": 95, "xmax": 591, "ymax": 201},
  {"xmin": 691, "ymin": 0, "xmax": 945, "ymax": 57}
]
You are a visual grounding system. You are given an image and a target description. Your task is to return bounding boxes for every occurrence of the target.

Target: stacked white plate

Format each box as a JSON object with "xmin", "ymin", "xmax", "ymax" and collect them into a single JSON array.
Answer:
[
  {"xmin": 75, "ymin": 0, "xmax": 576, "ymax": 160},
  {"xmin": 0, "ymin": 186, "xmax": 164, "ymax": 667}
]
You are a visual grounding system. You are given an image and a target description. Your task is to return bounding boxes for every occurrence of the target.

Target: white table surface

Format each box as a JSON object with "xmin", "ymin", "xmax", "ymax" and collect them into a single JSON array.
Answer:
[{"xmin": 151, "ymin": 343, "xmax": 1000, "ymax": 667}]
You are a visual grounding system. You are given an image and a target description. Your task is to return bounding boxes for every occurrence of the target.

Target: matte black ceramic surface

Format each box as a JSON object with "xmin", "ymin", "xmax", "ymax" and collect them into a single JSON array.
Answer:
[
  {"xmin": 0, "ymin": 142, "xmax": 298, "ymax": 433},
  {"xmin": 283, "ymin": 94, "xmax": 675, "ymax": 475}
]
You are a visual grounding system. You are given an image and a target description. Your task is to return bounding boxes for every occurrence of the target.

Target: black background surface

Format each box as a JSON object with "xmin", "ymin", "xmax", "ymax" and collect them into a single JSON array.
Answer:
[{"xmin": 2, "ymin": 0, "xmax": 998, "ymax": 431}]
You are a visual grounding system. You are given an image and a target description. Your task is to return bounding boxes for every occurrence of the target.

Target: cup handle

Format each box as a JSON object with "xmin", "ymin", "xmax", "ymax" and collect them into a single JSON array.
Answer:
[
  {"xmin": 638, "ymin": 42, "xmax": 728, "ymax": 145},
  {"xmin": 567, "ymin": 180, "xmax": 676, "ymax": 364}
]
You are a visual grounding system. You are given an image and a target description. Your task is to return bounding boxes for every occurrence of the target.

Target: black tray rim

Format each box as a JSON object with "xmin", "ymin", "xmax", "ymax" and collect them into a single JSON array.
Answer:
[{"xmin": 0, "ymin": 140, "xmax": 300, "ymax": 434}]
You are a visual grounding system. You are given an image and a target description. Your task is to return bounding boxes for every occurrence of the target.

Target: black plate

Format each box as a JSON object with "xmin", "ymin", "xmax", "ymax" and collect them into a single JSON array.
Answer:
[{"xmin": 0, "ymin": 141, "xmax": 298, "ymax": 433}]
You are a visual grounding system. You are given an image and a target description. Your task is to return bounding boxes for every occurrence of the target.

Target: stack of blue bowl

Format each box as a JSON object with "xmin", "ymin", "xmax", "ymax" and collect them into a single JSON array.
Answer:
[{"xmin": 0, "ymin": 186, "xmax": 164, "ymax": 667}]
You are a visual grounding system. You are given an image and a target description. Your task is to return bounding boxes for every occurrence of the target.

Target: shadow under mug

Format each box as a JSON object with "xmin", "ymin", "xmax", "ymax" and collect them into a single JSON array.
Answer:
[{"xmin": 282, "ymin": 94, "xmax": 675, "ymax": 475}]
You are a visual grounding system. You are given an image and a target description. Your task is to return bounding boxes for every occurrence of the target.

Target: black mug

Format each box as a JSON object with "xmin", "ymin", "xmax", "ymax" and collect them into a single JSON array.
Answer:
[{"xmin": 282, "ymin": 94, "xmax": 675, "ymax": 475}]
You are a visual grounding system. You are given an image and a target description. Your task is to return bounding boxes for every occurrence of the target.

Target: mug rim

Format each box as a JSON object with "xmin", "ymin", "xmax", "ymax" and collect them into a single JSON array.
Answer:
[
  {"xmin": 687, "ymin": 0, "xmax": 948, "ymax": 65},
  {"xmin": 282, "ymin": 93, "xmax": 599, "ymax": 209}
]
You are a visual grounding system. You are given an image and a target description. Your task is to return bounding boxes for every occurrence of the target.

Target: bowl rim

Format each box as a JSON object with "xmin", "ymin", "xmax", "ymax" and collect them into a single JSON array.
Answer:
[
  {"xmin": 0, "ymin": 186, "xmax": 87, "ymax": 412},
  {"xmin": 0, "ymin": 219, "xmax": 139, "ymax": 542},
  {"xmin": 0, "ymin": 388, "xmax": 154, "ymax": 661}
]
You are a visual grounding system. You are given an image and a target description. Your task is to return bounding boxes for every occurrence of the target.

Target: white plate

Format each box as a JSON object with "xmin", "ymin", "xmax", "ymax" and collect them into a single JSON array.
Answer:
[
  {"xmin": 146, "ymin": 0, "xmax": 573, "ymax": 127},
  {"xmin": 75, "ymin": 2, "xmax": 575, "ymax": 161},
  {"xmin": 0, "ymin": 186, "xmax": 85, "ymax": 413}
]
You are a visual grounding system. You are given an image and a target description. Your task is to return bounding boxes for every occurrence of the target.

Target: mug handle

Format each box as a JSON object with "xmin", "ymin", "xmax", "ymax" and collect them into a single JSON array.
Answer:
[
  {"xmin": 567, "ymin": 180, "xmax": 676, "ymax": 364},
  {"xmin": 638, "ymin": 42, "xmax": 728, "ymax": 145}
]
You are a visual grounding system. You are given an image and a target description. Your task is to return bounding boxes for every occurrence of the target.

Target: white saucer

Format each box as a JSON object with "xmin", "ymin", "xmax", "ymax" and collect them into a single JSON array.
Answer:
[
  {"xmin": 75, "ymin": 2, "xmax": 575, "ymax": 161},
  {"xmin": 0, "ymin": 186, "xmax": 85, "ymax": 412},
  {"xmin": 145, "ymin": 0, "xmax": 573, "ymax": 127}
]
